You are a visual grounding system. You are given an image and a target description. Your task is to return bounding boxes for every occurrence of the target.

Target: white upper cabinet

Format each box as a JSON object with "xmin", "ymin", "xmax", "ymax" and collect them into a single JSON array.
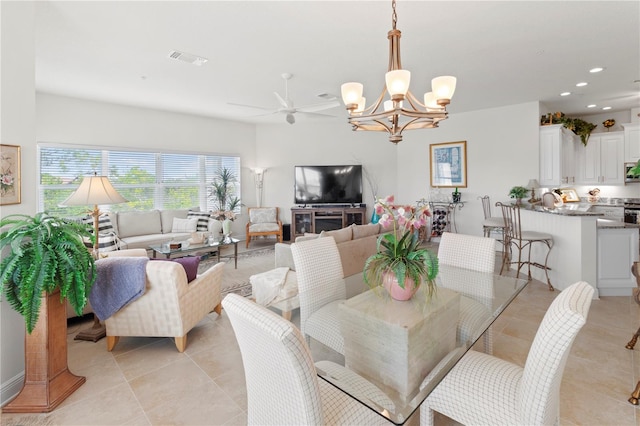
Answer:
[
  {"xmin": 576, "ymin": 132, "xmax": 625, "ymax": 185},
  {"xmin": 539, "ymin": 124, "xmax": 578, "ymax": 187},
  {"xmin": 622, "ymin": 123, "xmax": 640, "ymax": 163}
]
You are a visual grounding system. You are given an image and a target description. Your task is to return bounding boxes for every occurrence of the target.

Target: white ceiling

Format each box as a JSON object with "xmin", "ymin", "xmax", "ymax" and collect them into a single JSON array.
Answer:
[{"xmin": 35, "ymin": 1, "xmax": 640, "ymax": 125}]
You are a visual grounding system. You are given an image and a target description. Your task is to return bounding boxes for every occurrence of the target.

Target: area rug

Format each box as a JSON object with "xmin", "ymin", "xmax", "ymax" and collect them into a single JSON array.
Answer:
[{"xmin": 198, "ymin": 247, "xmax": 275, "ymax": 298}]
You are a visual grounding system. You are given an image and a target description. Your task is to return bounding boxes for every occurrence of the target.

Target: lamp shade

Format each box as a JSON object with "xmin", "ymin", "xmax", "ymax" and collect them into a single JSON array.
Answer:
[
  {"xmin": 341, "ymin": 82, "xmax": 364, "ymax": 105},
  {"xmin": 432, "ymin": 76, "xmax": 457, "ymax": 101},
  {"xmin": 61, "ymin": 175, "xmax": 127, "ymax": 207},
  {"xmin": 423, "ymin": 92, "xmax": 443, "ymax": 110},
  {"xmin": 385, "ymin": 70, "xmax": 411, "ymax": 98},
  {"xmin": 354, "ymin": 97, "xmax": 366, "ymax": 113},
  {"xmin": 527, "ymin": 179, "xmax": 540, "ymax": 189}
]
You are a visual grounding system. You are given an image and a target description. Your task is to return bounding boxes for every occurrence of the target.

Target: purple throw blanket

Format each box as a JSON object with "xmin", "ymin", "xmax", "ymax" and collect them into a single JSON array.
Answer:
[{"xmin": 90, "ymin": 257, "xmax": 148, "ymax": 321}]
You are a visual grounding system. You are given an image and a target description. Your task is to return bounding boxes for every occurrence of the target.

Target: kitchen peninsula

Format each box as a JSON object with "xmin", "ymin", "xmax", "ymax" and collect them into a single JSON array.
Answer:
[{"xmin": 515, "ymin": 203, "xmax": 639, "ymax": 298}]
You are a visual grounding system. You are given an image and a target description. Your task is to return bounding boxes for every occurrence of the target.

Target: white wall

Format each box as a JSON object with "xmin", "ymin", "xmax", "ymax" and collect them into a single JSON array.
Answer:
[
  {"xmin": 1, "ymin": 0, "xmax": 35, "ymax": 406},
  {"xmin": 255, "ymin": 120, "xmax": 399, "ymax": 224},
  {"xmin": 36, "ymin": 93, "xmax": 257, "ymax": 235},
  {"xmin": 397, "ymin": 102, "xmax": 541, "ymax": 237}
]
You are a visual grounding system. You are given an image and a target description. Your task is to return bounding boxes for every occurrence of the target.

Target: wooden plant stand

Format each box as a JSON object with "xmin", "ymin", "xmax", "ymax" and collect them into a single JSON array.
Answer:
[{"xmin": 2, "ymin": 290, "xmax": 86, "ymax": 413}]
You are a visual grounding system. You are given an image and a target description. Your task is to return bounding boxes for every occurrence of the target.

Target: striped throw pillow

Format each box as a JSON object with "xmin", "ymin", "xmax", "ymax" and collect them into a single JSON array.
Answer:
[{"xmin": 188, "ymin": 211, "xmax": 211, "ymax": 232}]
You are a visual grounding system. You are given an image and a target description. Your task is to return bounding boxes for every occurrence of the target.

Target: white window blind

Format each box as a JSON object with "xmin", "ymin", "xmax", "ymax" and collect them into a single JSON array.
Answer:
[{"xmin": 38, "ymin": 144, "xmax": 241, "ymax": 216}]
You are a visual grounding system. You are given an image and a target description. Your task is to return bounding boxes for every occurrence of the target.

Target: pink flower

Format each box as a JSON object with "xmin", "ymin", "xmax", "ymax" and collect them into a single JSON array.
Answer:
[
  {"xmin": 1, "ymin": 174, "xmax": 13, "ymax": 186},
  {"xmin": 375, "ymin": 203, "xmax": 385, "ymax": 215}
]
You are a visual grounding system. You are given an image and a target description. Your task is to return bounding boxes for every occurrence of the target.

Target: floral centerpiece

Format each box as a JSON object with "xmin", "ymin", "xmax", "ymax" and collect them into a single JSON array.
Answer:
[
  {"xmin": 363, "ymin": 195, "xmax": 439, "ymax": 301},
  {"xmin": 603, "ymin": 118, "xmax": 615, "ymax": 131}
]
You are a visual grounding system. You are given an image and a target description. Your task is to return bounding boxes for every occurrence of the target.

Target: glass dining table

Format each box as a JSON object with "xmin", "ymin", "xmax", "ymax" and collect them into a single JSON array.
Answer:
[{"xmin": 313, "ymin": 265, "xmax": 529, "ymax": 425}]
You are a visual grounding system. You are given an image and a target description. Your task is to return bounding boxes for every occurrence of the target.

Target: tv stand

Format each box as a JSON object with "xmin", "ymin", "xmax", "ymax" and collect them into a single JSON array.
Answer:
[{"xmin": 291, "ymin": 205, "xmax": 366, "ymax": 239}]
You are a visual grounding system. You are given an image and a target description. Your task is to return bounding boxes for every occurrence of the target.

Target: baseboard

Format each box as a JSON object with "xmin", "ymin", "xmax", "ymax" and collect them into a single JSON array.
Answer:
[{"xmin": 1, "ymin": 372, "xmax": 24, "ymax": 407}]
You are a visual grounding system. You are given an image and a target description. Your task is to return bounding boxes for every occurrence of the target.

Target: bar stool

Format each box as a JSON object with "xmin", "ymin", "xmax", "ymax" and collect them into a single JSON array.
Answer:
[
  {"xmin": 496, "ymin": 202, "xmax": 554, "ymax": 291},
  {"xmin": 478, "ymin": 195, "xmax": 506, "ymax": 256}
]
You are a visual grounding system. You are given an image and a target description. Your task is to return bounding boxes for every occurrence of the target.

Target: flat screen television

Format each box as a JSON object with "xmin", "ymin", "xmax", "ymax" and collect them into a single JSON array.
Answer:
[{"xmin": 294, "ymin": 165, "xmax": 363, "ymax": 205}]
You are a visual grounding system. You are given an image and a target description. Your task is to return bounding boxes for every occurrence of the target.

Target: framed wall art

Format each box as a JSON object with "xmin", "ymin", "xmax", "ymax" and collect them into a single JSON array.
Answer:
[
  {"xmin": 1, "ymin": 144, "xmax": 21, "ymax": 205},
  {"xmin": 430, "ymin": 140, "xmax": 467, "ymax": 188}
]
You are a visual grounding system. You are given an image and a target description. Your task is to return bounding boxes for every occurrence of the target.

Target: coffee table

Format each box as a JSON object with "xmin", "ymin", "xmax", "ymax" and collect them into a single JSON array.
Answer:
[{"xmin": 149, "ymin": 237, "xmax": 242, "ymax": 269}]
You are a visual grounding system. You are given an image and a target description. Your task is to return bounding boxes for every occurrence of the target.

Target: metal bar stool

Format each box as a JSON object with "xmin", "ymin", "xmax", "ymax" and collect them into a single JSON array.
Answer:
[
  {"xmin": 496, "ymin": 202, "xmax": 554, "ymax": 291},
  {"xmin": 478, "ymin": 195, "xmax": 506, "ymax": 254},
  {"xmin": 626, "ymin": 262, "xmax": 640, "ymax": 405}
]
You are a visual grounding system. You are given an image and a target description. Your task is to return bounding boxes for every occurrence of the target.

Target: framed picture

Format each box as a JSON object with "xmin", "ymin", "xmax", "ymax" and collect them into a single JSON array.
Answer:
[
  {"xmin": 1, "ymin": 144, "xmax": 21, "ymax": 205},
  {"xmin": 430, "ymin": 141, "xmax": 467, "ymax": 188}
]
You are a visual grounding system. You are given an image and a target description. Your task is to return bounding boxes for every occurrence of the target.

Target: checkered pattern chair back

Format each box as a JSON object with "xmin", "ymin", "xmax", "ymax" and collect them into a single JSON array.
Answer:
[
  {"xmin": 291, "ymin": 237, "xmax": 346, "ymax": 336},
  {"xmin": 438, "ymin": 232, "xmax": 496, "ymax": 273},
  {"xmin": 518, "ymin": 281, "xmax": 593, "ymax": 424},
  {"xmin": 223, "ymin": 293, "xmax": 324, "ymax": 425}
]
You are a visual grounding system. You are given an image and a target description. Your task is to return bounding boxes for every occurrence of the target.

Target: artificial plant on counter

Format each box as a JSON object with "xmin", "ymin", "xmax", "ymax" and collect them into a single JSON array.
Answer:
[{"xmin": 540, "ymin": 112, "xmax": 597, "ymax": 147}]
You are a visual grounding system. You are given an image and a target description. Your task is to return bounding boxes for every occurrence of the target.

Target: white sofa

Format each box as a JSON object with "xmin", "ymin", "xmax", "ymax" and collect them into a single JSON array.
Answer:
[{"xmin": 106, "ymin": 208, "xmax": 217, "ymax": 250}]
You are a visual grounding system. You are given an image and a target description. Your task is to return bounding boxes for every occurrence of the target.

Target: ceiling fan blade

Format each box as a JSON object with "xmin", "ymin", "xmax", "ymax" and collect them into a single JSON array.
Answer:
[
  {"xmin": 227, "ymin": 102, "xmax": 273, "ymax": 111},
  {"xmin": 273, "ymin": 92, "xmax": 288, "ymax": 108},
  {"xmin": 296, "ymin": 100, "xmax": 341, "ymax": 113},
  {"xmin": 296, "ymin": 110, "xmax": 338, "ymax": 118}
]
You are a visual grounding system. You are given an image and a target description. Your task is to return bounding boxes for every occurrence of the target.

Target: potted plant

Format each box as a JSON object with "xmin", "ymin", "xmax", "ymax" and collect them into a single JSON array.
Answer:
[
  {"xmin": 509, "ymin": 186, "xmax": 529, "ymax": 205},
  {"xmin": 0, "ymin": 212, "xmax": 96, "ymax": 412},
  {"xmin": 209, "ymin": 167, "xmax": 242, "ymax": 237},
  {"xmin": 363, "ymin": 196, "xmax": 439, "ymax": 301}
]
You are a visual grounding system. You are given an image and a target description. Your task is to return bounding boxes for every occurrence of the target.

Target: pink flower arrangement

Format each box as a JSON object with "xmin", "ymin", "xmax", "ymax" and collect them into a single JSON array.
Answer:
[{"xmin": 375, "ymin": 195, "xmax": 431, "ymax": 234}]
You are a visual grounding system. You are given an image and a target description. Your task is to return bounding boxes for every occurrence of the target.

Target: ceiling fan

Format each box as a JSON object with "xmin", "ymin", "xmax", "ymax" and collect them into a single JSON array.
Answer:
[{"xmin": 229, "ymin": 73, "xmax": 340, "ymax": 124}]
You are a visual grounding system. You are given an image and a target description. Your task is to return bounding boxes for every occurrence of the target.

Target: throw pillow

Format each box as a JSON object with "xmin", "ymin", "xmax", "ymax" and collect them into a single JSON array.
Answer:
[
  {"xmin": 171, "ymin": 217, "xmax": 198, "ymax": 233},
  {"xmin": 151, "ymin": 256, "xmax": 200, "ymax": 283},
  {"xmin": 82, "ymin": 214, "xmax": 116, "ymax": 236},
  {"xmin": 249, "ymin": 207, "xmax": 277, "ymax": 224},
  {"xmin": 80, "ymin": 214, "xmax": 120, "ymax": 252},
  {"xmin": 187, "ymin": 211, "xmax": 211, "ymax": 232}
]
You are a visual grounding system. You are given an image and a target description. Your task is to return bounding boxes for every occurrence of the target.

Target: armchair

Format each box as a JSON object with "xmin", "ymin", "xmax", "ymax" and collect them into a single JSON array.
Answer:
[
  {"xmin": 104, "ymin": 259, "xmax": 224, "ymax": 353},
  {"xmin": 245, "ymin": 207, "xmax": 283, "ymax": 248}
]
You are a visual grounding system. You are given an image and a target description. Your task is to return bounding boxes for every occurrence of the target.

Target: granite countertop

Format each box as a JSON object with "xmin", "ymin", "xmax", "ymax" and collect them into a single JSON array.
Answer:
[{"xmin": 522, "ymin": 204, "xmax": 603, "ymax": 217}]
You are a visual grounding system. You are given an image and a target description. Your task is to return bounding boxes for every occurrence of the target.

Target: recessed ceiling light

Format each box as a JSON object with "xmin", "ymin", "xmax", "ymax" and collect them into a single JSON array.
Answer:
[
  {"xmin": 560, "ymin": 92, "xmax": 571, "ymax": 96},
  {"xmin": 576, "ymin": 82, "xmax": 588, "ymax": 87},
  {"xmin": 587, "ymin": 104, "xmax": 597, "ymax": 108},
  {"xmin": 589, "ymin": 67, "xmax": 604, "ymax": 73},
  {"xmin": 602, "ymin": 106, "xmax": 612, "ymax": 110}
]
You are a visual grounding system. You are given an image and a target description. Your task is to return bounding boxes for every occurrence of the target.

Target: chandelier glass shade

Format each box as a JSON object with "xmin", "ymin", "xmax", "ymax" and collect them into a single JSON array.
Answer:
[{"xmin": 341, "ymin": 0, "xmax": 456, "ymax": 144}]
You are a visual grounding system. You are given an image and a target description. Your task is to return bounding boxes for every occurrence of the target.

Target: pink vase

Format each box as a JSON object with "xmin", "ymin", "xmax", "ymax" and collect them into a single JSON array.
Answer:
[{"xmin": 383, "ymin": 271, "xmax": 420, "ymax": 301}]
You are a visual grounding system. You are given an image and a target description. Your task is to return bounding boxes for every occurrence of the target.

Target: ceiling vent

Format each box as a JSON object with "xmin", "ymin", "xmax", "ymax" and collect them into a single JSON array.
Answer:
[{"xmin": 167, "ymin": 50, "xmax": 208, "ymax": 66}]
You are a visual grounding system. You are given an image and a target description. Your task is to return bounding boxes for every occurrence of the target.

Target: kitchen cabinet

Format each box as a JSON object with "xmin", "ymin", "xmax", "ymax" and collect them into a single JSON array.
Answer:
[
  {"xmin": 539, "ymin": 124, "xmax": 578, "ymax": 187},
  {"xmin": 597, "ymin": 227, "xmax": 639, "ymax": 296},
  {"xmin": 623, "ymin": 123, "xmax": 640, "ymax": 163},
  {"xmin": 576, "ymin": 131, "xmax": 624, "ymax": 185}
]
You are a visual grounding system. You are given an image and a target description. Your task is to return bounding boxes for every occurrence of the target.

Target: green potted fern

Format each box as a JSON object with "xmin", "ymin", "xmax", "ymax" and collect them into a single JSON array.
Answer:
[
  {"xmin": 508, "ymin": 186, "xmax": 529, "ymax": 205},
  {"xmin": 0, "ymin": 212, "xmax": 96, "ymax": 412}
]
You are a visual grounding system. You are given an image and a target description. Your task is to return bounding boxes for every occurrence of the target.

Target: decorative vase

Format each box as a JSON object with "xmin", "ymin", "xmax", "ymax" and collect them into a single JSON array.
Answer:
[
  {"xmin": 371, "ymin": 210, "xmax": 380, "ymax": 224},
  {"xmin": 452, "ymin": 192, "xmax": 461, "ymax": 203},
  {"xmin": 382, "ymin": 271, "xmax": 420, "ymax": 301},
  {"xmin": 210, "ymin": 219, "xmax": 222, "ymax": 237},
  {"xmin": 222, "ymin": 218, "xmax": 232, "ymax": 236}
]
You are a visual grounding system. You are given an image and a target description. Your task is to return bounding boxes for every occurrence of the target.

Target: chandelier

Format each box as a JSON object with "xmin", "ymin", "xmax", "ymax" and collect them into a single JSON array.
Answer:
[{"xmin": 341, "ymin": 0, "xmax": 457, "ymax": 144}]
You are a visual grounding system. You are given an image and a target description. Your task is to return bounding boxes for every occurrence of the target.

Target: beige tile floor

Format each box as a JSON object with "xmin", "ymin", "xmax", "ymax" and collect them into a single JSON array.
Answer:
[{"xmin": 2, "ymin": 243, "xmax": 639, "ymax": 425}]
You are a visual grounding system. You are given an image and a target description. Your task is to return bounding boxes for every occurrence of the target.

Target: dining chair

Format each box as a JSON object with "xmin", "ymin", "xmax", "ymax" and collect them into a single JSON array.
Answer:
[
  {"xmin": 438, "ymin": 232, "xmax": 496, "ymax": 353},
  {"xmin": 497, "ymin": 202, "xmax": 555, "ymax": 291},
  {"xmin": 222, "ymin": 293, "xmax": 392, "ymax": 425},
  {"xmin": 420, "ymin": 281, "xmax": 594, "ymax": 426},
  {"xmin": 291, "ymin": 236, "xmax": 346, "ymax": 354}
]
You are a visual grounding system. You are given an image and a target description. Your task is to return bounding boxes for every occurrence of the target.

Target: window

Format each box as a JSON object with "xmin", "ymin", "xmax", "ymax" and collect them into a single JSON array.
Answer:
[{"xmin": 38, "ymin": 144, "xmax": 241, "ymax": 216}]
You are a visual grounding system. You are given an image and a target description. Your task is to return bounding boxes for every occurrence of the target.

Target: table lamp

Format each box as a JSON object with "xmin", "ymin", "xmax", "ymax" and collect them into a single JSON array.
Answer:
[
  {"xmin": 527, "ymin": 179, "xmax": 541, "ymax": 203},
  {"xmin": 61, "ymin": 172, "xmax": 127, "ymax": 341}
]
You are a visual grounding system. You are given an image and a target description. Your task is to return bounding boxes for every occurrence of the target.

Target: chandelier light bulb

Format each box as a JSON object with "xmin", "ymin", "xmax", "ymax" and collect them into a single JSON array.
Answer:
[
  {"xmin": 423, "ymin": 92, "xmax": 441, "ymax": 110},
  {"xmin": 385, "ymin": 70, "xmax": 411, "ymax": 100},
  {"xmin": 341, "ymin": 82, "xmax": 364, "ymax": 106},
  {"xmin": 354, "ymin": 97, "xmax": 366, "ymax": 114},
  {"xmin": 432, "ymin": 76, "xmax": 457, "ymax": 105}
]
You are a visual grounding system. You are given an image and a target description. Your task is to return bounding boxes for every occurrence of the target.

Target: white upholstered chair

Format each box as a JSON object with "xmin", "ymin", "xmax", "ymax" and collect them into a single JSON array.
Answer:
[
  {"xmin": 420, "ymin": 281, "xmax": 594, "ymax": 426},
  {"xmin": 222, "ymin": 293, "xmax": 391, "ymax": 425},
  {"xmin": 245, "ymin": 207, "xmax": 283, "ymax": 248},
  {"xmin": 438, "ymin": 232, "xmax": 497, "ymax": 353},
  {"xmin": 497, "ymin": 202, "xmax": 554, "ymax": 291},
  {"xmin": 104, "ymin": 258, "xmax": 224, "ymax": 353},
  {"xmin": 291, "ymin": 236, "xmax": 346, "ymax": 355}
]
